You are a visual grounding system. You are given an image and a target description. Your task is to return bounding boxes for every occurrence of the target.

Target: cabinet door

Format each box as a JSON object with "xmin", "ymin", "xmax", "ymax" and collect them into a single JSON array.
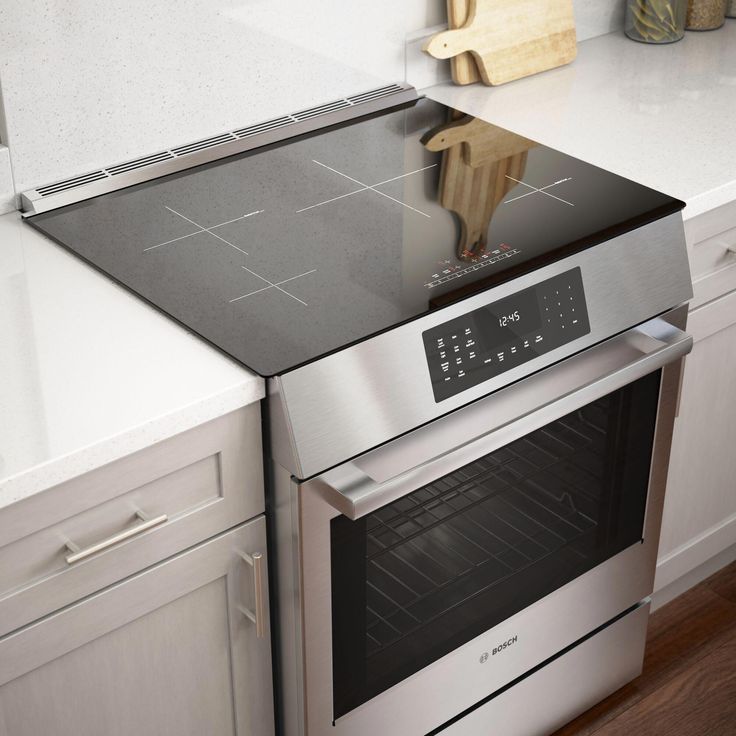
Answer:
[
  {"xmin": 0, "ymin": 519, "xmax": 273, "ymax": 736},
  {"xmin": 659, "ymin": 296, "xmax": 736, "ymax": 581}
]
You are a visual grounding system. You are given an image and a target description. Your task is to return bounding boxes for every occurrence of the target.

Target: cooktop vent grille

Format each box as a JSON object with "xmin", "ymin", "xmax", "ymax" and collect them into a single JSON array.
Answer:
[
  {"xmin": 107, "ymin": 151, "xmax": 175, "ymax": 176},
  {"xmin": 234, "ymin": 116, "xmax": 295, "ymax": 139},
  {"xmin": 36, "ymin": 170, "xmax": 109, "ymax": 196},
  {"xmin": 348, "ymin": 83, "xmax": 404, "ymax": 104},
  {"xmin": 23, "ymin": 82, "xmax": 417, "ymax": 214}
]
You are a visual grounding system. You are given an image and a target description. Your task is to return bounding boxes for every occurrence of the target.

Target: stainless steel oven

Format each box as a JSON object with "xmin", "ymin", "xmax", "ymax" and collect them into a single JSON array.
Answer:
[
  {"xmin": 269, "ymin": 214, "xmax": 692, "ymax": 736},
  {"xmin": 18, "ymin": 79, "xmax": 694, "ymax": 736}
]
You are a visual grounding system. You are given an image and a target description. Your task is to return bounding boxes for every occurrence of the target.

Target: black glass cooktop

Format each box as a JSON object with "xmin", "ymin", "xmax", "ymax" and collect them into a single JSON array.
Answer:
[{"xmin": 29, "ymin": 98, "xmax": 683, "ymax": 377}]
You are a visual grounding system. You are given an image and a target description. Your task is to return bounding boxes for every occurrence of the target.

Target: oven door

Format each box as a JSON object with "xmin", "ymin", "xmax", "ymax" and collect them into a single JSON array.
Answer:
[{"xmin": 291, "ymin": 313, "xmax": 691, "ymax": 736}]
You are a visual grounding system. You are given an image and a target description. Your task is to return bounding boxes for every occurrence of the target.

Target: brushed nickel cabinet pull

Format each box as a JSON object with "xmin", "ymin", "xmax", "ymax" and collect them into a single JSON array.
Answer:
[
  {"xmin": 238, "ymin": 551, "xmax": 266, "ymax": 638},
  {"xmin": 65, "ymin": 510, "xmax": 168, "ymax": 564}
]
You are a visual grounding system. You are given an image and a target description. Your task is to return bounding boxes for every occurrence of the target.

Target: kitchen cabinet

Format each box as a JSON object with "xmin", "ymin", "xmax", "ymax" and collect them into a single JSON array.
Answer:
[
  {"xmin": 0, "ymin": 519, "xmax": 274, "ymax": 736},
  {"xmin": 658, "ymin": 284, "xmax": 736, "ymax": 590},
  {"xmin": 0, "ymin": 404, "xmax": 263, "ymax": 638}
]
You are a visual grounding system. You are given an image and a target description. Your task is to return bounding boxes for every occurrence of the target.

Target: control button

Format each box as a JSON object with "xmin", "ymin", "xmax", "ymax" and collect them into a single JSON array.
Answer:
[
  {"xmin": 497, "ymin": 352, "xmax": 505, "ymax": 362},
  {"xmin": 523, "ymin": 340, "xmax": 530, "ymax": 348},
  {"xmin": 469, "ymin": 351, "xmax": 476, "ymax": 359},
  {"xmin": 466, "ymin": 340, "xmax": 476, "ymax": 348},
  {"xmin": 458, "ymin": 370, "xmax": 466, "ymax": 378},
  {"xmin": 454, "ymin": 346, "xmax": 460, "ymax": 353},
  {"xmin": 464, "ymin": 328, "xmax": 472, "ymax": 335},
  {"xmin": 484, "ymin": 358, "xmax": 492, "ymax": 364},
  {"xmin": 444, "ymin": 376, "xmax": 451, "ymax": 382},
  {"xmin": 456, "ymin": 357, "xmax": 463, "ymax": 365},
  {"xmin": 535, "ymin": 335, "xmax": 543, "ymax": 343},
  {"xmin": 510, "ymin": 346, "xmax": 517, "ymax": 354}
]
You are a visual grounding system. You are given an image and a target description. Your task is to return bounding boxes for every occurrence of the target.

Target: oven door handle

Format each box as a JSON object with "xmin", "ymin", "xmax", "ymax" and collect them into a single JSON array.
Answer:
[{"xmin": 304, "ymin": 317, "xmax": 692, "ymax": 521}]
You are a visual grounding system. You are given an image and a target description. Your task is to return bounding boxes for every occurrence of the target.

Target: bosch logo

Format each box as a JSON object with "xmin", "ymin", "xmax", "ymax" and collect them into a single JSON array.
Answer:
[
  {"xmin": 479, "ymin": 652, "xmax": 489, "ymax": 664},
  {"xmin": 493, "ymin": 635, "xmax": 518, "ymax": 656}
]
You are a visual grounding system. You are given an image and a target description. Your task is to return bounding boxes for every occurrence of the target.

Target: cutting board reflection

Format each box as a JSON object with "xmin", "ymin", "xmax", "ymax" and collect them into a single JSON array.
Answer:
[{"xmin": 423, "ymin": 115, "xmax": 536, "ymax": 260}]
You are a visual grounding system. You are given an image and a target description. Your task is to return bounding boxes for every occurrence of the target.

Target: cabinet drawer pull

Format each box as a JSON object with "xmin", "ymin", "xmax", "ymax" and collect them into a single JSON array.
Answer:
[
  {"xmin": 237, "ymin": 551, "xmax": 266, "ymax": 638},
  {"xmin": 65, "ymin": 511, "xmax": 168, "ymax": 564}
]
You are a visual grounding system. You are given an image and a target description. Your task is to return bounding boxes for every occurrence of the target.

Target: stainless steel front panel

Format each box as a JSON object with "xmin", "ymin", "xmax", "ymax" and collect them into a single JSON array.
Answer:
[
  {"xmin": 270, "ymin": 212, "xmax": 691, "ymax": 479},
  {"xmin": 437, "ymin": 603, "xmax": 650, "ymax": 736},
  {"xmin": 305, "ymin": 316, "xmax": 691, "ymax": 520},
  {"xmin": 273, "ymin": 321, "xmax": 685, "ymax": 736}
]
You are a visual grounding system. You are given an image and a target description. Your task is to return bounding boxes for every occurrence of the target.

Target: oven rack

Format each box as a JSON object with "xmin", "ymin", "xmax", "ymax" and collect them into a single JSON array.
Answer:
[{"xmin": 363, "ymin": 400, "xmax": 613, "ymax": 656}]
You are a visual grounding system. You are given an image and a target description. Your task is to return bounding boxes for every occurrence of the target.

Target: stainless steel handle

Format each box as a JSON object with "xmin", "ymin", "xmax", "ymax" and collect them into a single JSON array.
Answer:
[
  {"xmin": 306, "ymin": 316, "xmax": 692, "ymax": 520},
  {"xmin": 238, "ymin": 551, "xmax": 266, "ymax": 638},
  {"xmin": 65, "ymin": 510, "xmax": 168, "ymax": 564}
]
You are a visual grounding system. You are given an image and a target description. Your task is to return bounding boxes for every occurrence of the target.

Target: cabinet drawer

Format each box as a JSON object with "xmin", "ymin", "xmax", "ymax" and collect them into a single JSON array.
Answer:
[
  {"xmin": 0, "ymin": 403, "xmax": 263, "ymax": 637},
  {"xmin": 688, "ymin": 223, "xmax": 736, "ymax": 310}
]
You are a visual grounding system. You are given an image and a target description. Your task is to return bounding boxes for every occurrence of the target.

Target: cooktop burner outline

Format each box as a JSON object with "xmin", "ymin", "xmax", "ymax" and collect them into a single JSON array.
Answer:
[
  {"xmin": 296, "ymin": 163, "xmax": 438, "ymax": 215},
  {"xmin": 144, "ymin": 206, "xmax": 264, "ymax": 255},
  {"xmin": 298, "ymin": 160, "xmax": 436, "ymax": 218},
  {"xmin": 230, "ymin": 266, "xmax": 318, "ymax": 307},
  {"xmin": 503, "ymin": 176, "xmax": 575, "ymax": 207}
]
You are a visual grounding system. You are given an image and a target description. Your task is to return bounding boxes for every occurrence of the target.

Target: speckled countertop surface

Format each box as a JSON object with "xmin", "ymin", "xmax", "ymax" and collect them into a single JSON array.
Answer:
[
  {"xmin": 0, "ymin": 212, "xmax": 263, "ymax": 509},
  {"xmin": 425, "ymin": 23, "xmax": 736, "ymax": 222}
]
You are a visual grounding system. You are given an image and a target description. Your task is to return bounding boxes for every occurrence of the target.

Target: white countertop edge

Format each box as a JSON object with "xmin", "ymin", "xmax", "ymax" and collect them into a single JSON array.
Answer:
[
  {"xmin": 0, "ymin": 376, "xmax": 263, "ymax": 511},
  {"xmin": 684, "ymin": 182, "xmax": 736, "ymax": 222}
]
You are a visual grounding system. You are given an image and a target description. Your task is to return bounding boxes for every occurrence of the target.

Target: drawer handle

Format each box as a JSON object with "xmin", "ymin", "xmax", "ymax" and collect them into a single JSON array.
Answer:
[
  {"xmin": 65, "ymin": 510, "xmax": 168, "ymax": 564},
  {"xmin": 237, "ymin": 551, "xmax": 266, "ymax": 638}
]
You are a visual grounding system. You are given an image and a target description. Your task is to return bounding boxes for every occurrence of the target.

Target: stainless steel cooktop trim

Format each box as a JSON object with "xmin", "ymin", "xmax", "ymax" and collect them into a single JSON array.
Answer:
[{"xmin": 21, "ymin": 83, "xmax": 418, "ymax": 216}]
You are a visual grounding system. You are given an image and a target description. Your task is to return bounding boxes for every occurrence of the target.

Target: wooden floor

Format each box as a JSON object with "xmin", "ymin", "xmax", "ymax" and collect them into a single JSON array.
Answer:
[{"xmin": 554, "ymin": 561, "xmax": 736, "ymax": 736}]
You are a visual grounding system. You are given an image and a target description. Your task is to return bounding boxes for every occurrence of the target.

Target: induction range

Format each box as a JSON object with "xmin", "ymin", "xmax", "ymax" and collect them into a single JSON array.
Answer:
[{"xmin": 24, "ymin": 85, "xmax": 694, "ymax": 736}]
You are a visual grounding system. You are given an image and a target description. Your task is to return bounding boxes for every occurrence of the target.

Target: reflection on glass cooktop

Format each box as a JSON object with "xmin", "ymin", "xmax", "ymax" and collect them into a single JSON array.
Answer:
[{"xmin": 28, "ymin": 98, "xmax": 683, "ymax": 376}]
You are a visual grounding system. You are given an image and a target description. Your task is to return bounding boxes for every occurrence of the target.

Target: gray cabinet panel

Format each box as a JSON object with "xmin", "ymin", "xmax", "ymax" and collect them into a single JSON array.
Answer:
[
  {"xmin": 0, "ymin": 519, "xmax": 274, "ymax": 736},
  {"xmin": 0, "ymin": 404, "xmax": 264, "ymax": 637},
  {"xmin": 660, "ymin": 292, "xmax": 736, "ymax": 581}
]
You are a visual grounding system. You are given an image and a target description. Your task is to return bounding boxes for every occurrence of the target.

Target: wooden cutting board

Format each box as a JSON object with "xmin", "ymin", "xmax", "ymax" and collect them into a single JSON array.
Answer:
[
  {"xmin": 447, "ymin": 0, "xmax": 481, "ymax": 86},
  {"xmin": 425, "ymin": 0, "xmax": 577, "ymax": 86},
  {"xmin": 422, "ymin": 114, "xmax": 533, "ymax": 260}
]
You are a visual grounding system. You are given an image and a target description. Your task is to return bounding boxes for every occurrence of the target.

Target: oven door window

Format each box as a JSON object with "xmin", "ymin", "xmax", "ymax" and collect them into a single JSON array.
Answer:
[{"xmin": 330, "ymin": 370, "xmax": 661, "ymax": 719}]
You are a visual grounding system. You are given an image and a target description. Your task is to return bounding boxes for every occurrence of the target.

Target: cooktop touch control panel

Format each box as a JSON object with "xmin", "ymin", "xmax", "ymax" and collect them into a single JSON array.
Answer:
[{"xmin": 423, "ymin": 268, "xmax": 591, "ymax": 402}]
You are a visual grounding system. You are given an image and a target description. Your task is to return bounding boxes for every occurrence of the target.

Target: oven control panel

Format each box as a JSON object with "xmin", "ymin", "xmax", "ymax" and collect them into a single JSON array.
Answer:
[{"xmin": 423, "ymin": 268, "xmax": 591, "ymax": 402}]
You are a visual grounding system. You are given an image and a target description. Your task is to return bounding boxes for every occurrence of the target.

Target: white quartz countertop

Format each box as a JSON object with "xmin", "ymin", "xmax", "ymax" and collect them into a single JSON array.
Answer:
[
  {"xmin": 425, "ymin": 23, "xmax": 736, "ymax": 222},
  {"xmin": 0, "ymin": 211, "xmax": 263, "ymax": 509}
]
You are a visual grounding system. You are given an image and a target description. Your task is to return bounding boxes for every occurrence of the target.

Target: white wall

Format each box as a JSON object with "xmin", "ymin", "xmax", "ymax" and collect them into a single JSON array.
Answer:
[{"xmin": 0, "ymin": 0, "xmax": 623, "ymax": 202}]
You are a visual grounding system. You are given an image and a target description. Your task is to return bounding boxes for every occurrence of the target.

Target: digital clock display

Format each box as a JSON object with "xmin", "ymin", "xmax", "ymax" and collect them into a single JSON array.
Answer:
[
  {"xmin": 478, "ymin": 289, "xmax": 540, "ymax": 345},
  {"xmin": 498, "ymin": 311, "xmax": 521, "ymax": 328}
]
